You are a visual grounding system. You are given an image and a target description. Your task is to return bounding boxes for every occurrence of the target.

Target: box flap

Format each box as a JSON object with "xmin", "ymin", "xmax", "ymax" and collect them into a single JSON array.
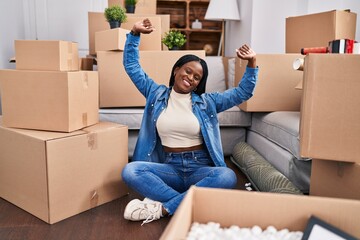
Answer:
[
  {"xmin": 161, "ymin": 187, "xmax": 360, "ymax": 239},
  {"xmin": 0, "ymin": 117, "xmax": 85, "ymax": 141}
]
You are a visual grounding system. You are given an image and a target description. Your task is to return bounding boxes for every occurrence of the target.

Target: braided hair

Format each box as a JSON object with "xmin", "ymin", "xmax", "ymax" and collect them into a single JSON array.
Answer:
[{"xmin": 169, "ymin": 54, "xmax": 208, "ymax": 95}]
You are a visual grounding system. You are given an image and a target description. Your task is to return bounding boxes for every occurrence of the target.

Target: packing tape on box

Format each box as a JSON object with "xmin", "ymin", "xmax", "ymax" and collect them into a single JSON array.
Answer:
[
  {"xmin": 67, "ymin": 42, "xmax": 73, "ymax": 69},
  {"xmin": 87, "ymin": 132, "xmax": 98, "ymax": 150},
  {"xmin": 83, "ymin": 72, "xmax": 89, "ymax": 88},
  {"xmin": 67, "ymin": 59, "xmax": 73, "ymax": 69},
  {"xmin": 90, "ymin": 190, "xmax": 99, "ymax": 208},
  {"xmin": 83, "ymin": 113, "xmax": 88, "ymax": 126}
]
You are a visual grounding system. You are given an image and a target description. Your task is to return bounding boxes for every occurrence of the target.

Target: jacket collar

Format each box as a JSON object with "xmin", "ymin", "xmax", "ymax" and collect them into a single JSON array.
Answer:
[{"xmin": 157, "ymin": 87, "xmax": 205, "ymax": 105}]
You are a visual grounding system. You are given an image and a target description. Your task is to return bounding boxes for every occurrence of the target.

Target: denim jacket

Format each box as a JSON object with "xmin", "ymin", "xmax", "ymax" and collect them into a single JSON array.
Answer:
[{"xmin": 123, "ymin": 33, "xmax": 258, "ymax": 167}]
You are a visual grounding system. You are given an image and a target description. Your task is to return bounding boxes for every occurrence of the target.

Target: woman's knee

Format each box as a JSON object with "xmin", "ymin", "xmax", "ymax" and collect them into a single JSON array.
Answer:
[
  {"xmin": 121, "ymin": 162, "xmax": 143, "ymax": 183},
  {"xmin": 220, "ymin": 168, "xmax": 237, "ymax": 189}
]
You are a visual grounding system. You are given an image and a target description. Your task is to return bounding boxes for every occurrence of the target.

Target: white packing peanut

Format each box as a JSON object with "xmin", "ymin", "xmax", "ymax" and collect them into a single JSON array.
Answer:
[{"xmin": 186, "ymin": 222, "xmax": 303, "ymax": 240}]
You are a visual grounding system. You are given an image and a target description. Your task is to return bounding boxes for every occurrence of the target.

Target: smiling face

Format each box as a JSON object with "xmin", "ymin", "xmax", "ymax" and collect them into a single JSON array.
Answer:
[{"xmin": 172, "ymin": 61, "xmax": 203, "ymax": 94}]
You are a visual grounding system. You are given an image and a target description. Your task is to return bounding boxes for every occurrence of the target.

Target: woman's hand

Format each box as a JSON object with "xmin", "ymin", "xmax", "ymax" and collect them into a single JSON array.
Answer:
[
  {"xmin": 131, "ymin": 18, "xmax": 155, "ymax": 35},
  {"xmin": 236, "ymin": 44, "xmax": 256, "ymax": 68}
]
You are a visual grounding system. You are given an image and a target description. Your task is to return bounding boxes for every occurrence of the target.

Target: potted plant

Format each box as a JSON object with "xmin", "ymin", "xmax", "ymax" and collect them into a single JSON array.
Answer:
[
  {"xmin": 161, "ymin": 30, "xmax": 187, "ymax": 50},
  {"xmin": 125, "ymin": 0, "xmax": 138, "ymax": 13},
  {"xmin": 104, "ymin": 5, "xmax": 127, "ymax": 29}
]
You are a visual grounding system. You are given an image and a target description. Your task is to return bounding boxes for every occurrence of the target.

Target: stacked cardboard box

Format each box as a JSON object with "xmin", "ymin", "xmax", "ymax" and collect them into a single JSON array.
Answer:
[
  {"xmin": 231, "ymin": 10, "xmax": 357, "ymax": 112},
  {"xmin": 88, "ymin": 12, "xmax": 169, "ymax": 56},
  {"xmin": 0, "ymin": 40, "xmax": 129, "ymax": 224},
  {"xmin": 108, "ymin": 0, "xmax": 157, "ymax": 15},
  {"xmin": 1, "ymin": 40, "xmax": 99, "ymax": 132},
  {"xmin": 288, "ymin": 10, "xmax": 360, "ymax": 204},
  {"xmin": 193, "ymin": 10, "xmax": 360, "ymax": 238},
  {"xmin": 234, "ymin": 54, "xmax": 304, "ymax": 112},
  {"xmin": 90, "ymin": 1, "xmax": 205, "ymax": 108},
  {"xmin": 299, "ymin": 54, "xmax": 360, "ymax": 201},
  {"xmin": 286, "ymin": 10, "xmax": 357, "ymax": 54},
  {"xmin": 97, "ymin": 50, "xmax": 206, "ymax": 107}
]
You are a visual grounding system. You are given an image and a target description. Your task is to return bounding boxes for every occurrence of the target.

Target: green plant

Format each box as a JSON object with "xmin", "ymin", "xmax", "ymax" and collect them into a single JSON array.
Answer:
[
  {"xmin": 161, "ymin": 30, "xmax": 187, "ymax": 49},
  {"xmin": 125, "ymin": 0, "xmax": 138, "ymax": 5},
  {"xmin": 104, "ymin": 5, "xmax": 127, "ymax": 23}
]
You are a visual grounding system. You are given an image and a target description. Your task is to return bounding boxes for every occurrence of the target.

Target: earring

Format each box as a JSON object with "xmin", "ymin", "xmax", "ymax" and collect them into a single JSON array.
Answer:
[{"xmin": 193, "ymin": 87, "xmax": 197, "ymax": 91}]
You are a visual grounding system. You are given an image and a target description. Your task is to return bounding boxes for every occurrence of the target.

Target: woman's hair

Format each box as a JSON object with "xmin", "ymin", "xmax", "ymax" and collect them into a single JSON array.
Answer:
[{"xmin": 169, "ymin": 54, "xmax": 208, "ymax": 95}]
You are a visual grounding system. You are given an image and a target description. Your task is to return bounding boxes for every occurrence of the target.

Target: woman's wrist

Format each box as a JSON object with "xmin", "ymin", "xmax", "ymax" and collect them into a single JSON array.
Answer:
[
  {"xmin": 130, "ymin": 29, "xmax": 140, "ymax": 36},
  {"xmin": 247, "ymin": 57, "xmax": 256, "ymax": 68}
]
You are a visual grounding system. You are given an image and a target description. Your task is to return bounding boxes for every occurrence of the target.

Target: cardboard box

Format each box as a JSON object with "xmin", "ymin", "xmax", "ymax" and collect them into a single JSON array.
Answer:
[
  {"xmin": 95, "ymin": 28, "xmax": 130, "ymax": 52},
  {"xmin": 15, "ymin": 40, "xmax": 79, "ymax": 71},
  {"xmin": 79, "ymin": 57, "xmax": 94, "ymax": 71},
  {"xmin": 88, "ymin": 13, "xmax": 165, "ymax": 55},
  {"xmin": 310, "ymin": 159, "xmax": 360, "ymax": 201},
  {"xmin": 128, "ymin": 14, "xmax": 170, "ymax": 50},
  {"xmin": 286, "ymin": 10, "xmax": 357, "ymax": 53},
  {"xmin": 234, "ymin": 54, "xmax": 303, "ymax": 112},
  {"xmin": 160, "ymin": 187, "xmax": 360, "ymax": 239},
  {"xmin": 0, "ymin": 119, "xmax": 129, "ymax": 224},
  {"xmin": 97, "ymin": 50, "xmax": 205, "ymax": 107},
  {"xmin": 108, "ymin": 0, "xmax": 157, "ymax": 15},
  {"xmin": 300, "ymin": 54, "xmax": 360, "ymax": 162},
  {"xmin": 0, "ymin": 70, "xmax": 99, "ymax": 132}
]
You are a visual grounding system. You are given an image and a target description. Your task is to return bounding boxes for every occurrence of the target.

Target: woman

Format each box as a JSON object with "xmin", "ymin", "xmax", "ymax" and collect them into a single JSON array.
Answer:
[{"xmin": 122, "ymin": 19, "xmax": 258, "ymax": 225}]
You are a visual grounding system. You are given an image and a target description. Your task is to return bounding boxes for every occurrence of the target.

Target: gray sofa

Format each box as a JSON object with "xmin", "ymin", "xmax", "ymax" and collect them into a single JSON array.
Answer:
[
  {"xmin": 99, "ymin": 56, "xmax": 311, "ymax": 194},
  {"xmin": 245, "ymin": 111, "xmax": 311, "ymax": 193}
]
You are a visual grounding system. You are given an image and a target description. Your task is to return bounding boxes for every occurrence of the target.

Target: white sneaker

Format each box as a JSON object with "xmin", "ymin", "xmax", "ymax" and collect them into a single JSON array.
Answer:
[
  {"xmin": 124, "ymin": 199, "xmax": 163, "ymax": 225},
  {"xmin": 143, "ymin": 197, "xmax": 155, "ymax": 203}
]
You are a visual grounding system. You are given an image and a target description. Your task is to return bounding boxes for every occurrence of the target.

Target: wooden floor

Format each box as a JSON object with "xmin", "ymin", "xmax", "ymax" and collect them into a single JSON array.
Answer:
[{"xmin": 0, "ymin": 158, "xmax": 250, "ymax": 240}]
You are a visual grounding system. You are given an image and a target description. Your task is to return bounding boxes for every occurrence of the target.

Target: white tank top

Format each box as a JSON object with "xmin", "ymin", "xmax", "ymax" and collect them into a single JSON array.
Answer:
[{"xmin": 156, "ymin": 90, "xmax": 203, "ymax": 148}]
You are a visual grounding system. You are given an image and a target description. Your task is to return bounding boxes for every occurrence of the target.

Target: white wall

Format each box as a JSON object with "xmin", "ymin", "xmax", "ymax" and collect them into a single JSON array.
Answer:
[
  {"xmin": 0, "ymin": 0, "xmax": 28, "ymax": 114},
  {"xmin": 225, "ymin": 0, "xmax": 360, "ymax": 56},
  {"xmin": 0, "ymin": 0, "xmax": 107, "ymax": 71},
  {"xmin": 0, "ymin": 1, "xmax": 26, "ymax": 70},
  {"xmin": 0, "ymin": 0, "xmax": 107, "ymax": 114},
  {"xmin": 225, "ymin": 0, "xmax": 253, "ymax": 57}
]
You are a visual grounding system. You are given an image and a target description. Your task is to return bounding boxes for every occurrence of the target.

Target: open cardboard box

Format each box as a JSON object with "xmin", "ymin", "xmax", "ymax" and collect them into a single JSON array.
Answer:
[{"xmin": 160, "ymin": 187, "xmax": 360, "ymax": 239}]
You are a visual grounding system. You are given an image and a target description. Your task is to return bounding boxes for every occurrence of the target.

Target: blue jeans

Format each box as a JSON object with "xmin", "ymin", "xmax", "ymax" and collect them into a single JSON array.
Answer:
[{"xmin": 121, "ymin": 150, "xmax": 237, "ymax": 215}]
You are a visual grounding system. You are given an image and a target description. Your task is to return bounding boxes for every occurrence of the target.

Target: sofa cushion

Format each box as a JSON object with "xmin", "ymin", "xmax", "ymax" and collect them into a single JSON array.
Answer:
[
  {"xmin": 249, "ymin": 111, "xmax": 308, "ymax": 161},
  {"xmin": 227, "ymin": 58, "xmax": 236, "ymax": 89},
  {"xmin": 218, "ymin": 106, "xmax": 251, "ymax": 127},
  {"xmin": 204, "ymin": 56, "xmax": 226, "ymax": 93},
  {"xmin": 99, "ymin": 108, "xmax": 143, "ymax": 130}
]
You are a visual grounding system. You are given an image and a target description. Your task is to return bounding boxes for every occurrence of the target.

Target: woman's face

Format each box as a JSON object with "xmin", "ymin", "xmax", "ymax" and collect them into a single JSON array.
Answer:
[{"xmin": 173, "ymin": 61, "xmax": 203, "ymax": 94}]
